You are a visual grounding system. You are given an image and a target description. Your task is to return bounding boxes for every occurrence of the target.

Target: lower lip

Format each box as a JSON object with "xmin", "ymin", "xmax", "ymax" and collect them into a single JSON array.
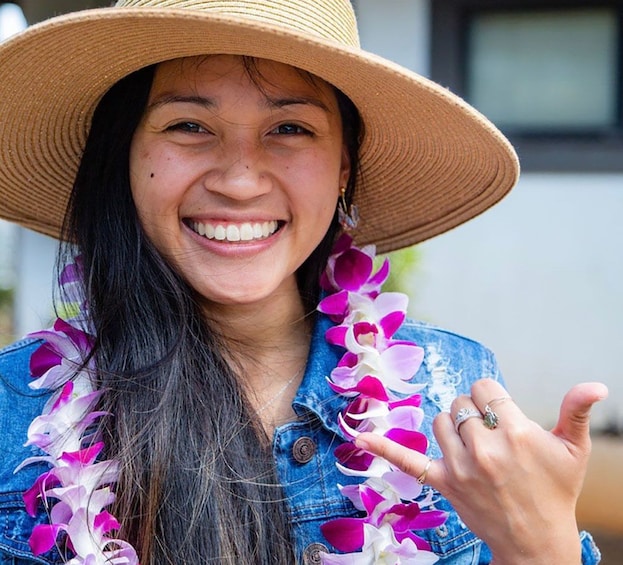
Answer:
[{"xmin": 184, "ymin": 222, "xmax": 282, "ymax": 256}]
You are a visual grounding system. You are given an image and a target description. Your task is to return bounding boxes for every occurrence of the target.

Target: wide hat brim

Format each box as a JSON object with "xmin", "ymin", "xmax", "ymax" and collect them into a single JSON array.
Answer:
[{"xmin": 0, "ymin": 7, "xmax": 519, "ymax": 253}]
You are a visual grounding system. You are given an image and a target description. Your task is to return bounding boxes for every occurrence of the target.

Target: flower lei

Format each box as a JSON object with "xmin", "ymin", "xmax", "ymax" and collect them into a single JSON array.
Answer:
[
  {"xmin": 16, "ymin": 235, "xmax": 445, "ymax": 564},
  {"xmin": 16, "ymin": 259, "xmax": 139, "ymax": 564},
  {"xmin": 317, "ymin": 234, "xmax": 446, "ymax": 564}
]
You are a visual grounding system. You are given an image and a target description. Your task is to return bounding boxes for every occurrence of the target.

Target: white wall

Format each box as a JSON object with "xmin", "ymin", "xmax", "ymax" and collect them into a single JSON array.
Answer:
[
  {"xmin": 413, "ymin": 174, "xmax": 623, "ymax": 429},
  {"xmin": 13, "ymin": 228, "xmax": 57, "ymax": 337},
  {"xmin": 356, "ymin": 0, "xmax": 622, "ymax": 429},
  {"xmin": 355, "ymin": 0, "xmax": 430, "ymax": 75}
]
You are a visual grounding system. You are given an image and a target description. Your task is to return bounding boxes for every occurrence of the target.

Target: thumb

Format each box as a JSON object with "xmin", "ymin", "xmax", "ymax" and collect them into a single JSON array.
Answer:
[{"xmin": 552, "ymin": 382, "xmax": 608, "ymax": 449}]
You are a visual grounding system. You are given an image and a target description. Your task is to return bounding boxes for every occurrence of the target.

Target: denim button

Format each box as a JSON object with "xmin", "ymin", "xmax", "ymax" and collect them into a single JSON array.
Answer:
[
  {"xmin": 292, "ymin": 436, "xmax": 316, "ymax": 463},
  {"xmin": 303, "ymin": 542, "xmax": 328, "ymax": 564}
]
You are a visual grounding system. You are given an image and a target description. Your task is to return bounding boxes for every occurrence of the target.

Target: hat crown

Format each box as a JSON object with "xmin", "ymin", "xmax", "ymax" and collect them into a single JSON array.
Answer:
[{"xmin": 116, "ymin": 0, "xmax": 360, "ymax": 47}]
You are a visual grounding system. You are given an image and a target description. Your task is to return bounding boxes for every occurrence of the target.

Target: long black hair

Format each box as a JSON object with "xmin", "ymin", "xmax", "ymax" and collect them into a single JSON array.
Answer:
[{"xmin": 59, "ymin": 57, "xmax": 361, "ymax": 564}]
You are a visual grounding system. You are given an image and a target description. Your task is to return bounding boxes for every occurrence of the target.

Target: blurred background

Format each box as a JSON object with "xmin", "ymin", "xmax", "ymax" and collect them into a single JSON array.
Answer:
[{"xmin": 0, "ymin": 0, "xmax": 621, "ymax": 561}]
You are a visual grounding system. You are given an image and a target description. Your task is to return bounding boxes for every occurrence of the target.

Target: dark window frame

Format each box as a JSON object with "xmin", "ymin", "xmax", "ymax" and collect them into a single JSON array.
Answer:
[{"xmin": 431, "ymin": 0, "xmax": 623, "ymax": 172}]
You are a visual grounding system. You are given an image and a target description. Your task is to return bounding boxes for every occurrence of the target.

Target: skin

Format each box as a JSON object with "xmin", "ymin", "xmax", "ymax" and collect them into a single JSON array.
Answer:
[
  {"xmin": 129, "ymin": 54, "xmax": 608, "ymax": 563},
  {"xmin": 130, "ymin": 55, "xmax": 350, "ymax": 326},
  {"xmin": 130, "ymin": 55, "xmax": 350, "ymax": 418},
  {"xmin": 356, "ymin": 379, "xmax": 608, "ymax": 564}
]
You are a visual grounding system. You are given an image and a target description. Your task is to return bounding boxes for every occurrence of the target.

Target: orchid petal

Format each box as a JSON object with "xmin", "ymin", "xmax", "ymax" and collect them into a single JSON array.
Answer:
[
  {"xmin": 385, "ymin": 429, "xmax": 428, "ymax": 454},
  {"xmin": 379, "ymin": 310, "xmax": 406, "ymax": 340},
  {"xmin": 381, "ymin": 470, "xmax": 424, "ymax": 501},
  {"xmin": 318, "ymin": 290, "xmax": 350, "ymax": 319},
  {"xmin": 30, "ymin": 523, "xmax": 64, "ymax": 556},
  {"xmin": 325, "ymin": 325, "xmax": 348, "ymax": 346},
  {"xmin": 334, "ymin": 248, "xmax": 373, "ymax": 291},
  {"xmin": 321, "ymin": 518, "xmax": 364, "ymax": 552},
  {"xmin": 334, "ymin": 443, "xmax": 374, "ymax": 471},
  {"xmin": 368, "ymin": 257, "xmax": 390, "ymax": 287}
]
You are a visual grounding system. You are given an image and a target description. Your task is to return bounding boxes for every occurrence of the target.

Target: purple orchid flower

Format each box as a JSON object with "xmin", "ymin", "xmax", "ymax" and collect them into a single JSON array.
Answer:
[
  {"xmin": 16, "ymin": 257, "xmax": 139, "ymax": 565},
  {"xmin": 318, "ymin": 238, "xmax": 446, "ymax": 563}
]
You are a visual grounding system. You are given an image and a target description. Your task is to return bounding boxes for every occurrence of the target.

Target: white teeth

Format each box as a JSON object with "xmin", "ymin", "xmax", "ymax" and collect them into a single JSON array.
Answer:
[
  {"xmin": 214, "ymin": 225, "xmax": 226, "ymax": 241},
  {"xmin": 191, "ymin": 220, "xmax": 278, "ymax": 242},
  {"xmin": 226, "ymin": 225, "xmax": 240, "ymax": 241},
  {"xmin": 240, "ymin": 224, "xmax": 254, "ymax": 241}
]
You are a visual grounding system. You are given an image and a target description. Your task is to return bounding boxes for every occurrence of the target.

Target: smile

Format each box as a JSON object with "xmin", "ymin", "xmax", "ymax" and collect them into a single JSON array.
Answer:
[{"xmin": 189, "ymin": 220, "xmax": 280, "ymax": 242}]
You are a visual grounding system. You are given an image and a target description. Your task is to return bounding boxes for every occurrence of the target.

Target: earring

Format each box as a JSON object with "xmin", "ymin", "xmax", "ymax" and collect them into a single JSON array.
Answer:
[{"xmin": 338, "ymin": 187, "xmax": 359, "ymax": 231}]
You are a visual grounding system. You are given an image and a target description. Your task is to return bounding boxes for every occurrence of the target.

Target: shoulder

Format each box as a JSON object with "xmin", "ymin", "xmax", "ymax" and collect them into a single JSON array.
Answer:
[
  {"xmin": 400, "ymin": 319, "xmax": 499, "ymax": 376},
  {"xmin": 0, "ymin": 339, "xmax": 52, "ymax": 493},
  {"xmin": 0, "ymin": 338, "xmax": 40, "ymax": 389},
  {"xmin": 399, "ymin": 319, "xmax": 500, "ymax": 381},
  {"xmin": 0, "ymin": 337, "xmax": 45, "ymax": 411},
  {"xmin": 398, "ymin": 318, "xmax": 503, "ymax": 415},
  {"xmin": 0, "ymin": 339, "xmax": 59, "ymax": 563}
]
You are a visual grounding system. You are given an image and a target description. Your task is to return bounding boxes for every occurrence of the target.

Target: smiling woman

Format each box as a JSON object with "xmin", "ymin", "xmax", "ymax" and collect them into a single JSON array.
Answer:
[
  {"xmin": 0, "ymin": 1, "xmax": 608, "ymax": 564},
  {"xmin": 129, "ymin": 56, "xmax": 349, "ymax": 308}
]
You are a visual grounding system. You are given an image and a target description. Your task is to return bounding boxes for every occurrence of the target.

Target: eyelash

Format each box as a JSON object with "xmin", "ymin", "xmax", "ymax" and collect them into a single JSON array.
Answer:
[
  {"xmin": 165, "ymin": 121, "xmax": 313, "ymax": 137},
  {"xmin": 166, "ymin": 121, "xmax": 208, "ymax": 134},
  {"xmin": 270, "ymin": 123, "xmax": 313, "ymax": 136}
]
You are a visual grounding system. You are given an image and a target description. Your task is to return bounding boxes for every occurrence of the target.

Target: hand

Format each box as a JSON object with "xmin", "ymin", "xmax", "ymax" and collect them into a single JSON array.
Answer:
[{"xmin": 355, "ymin": 378, "xmax": 608, "ymax": 565}]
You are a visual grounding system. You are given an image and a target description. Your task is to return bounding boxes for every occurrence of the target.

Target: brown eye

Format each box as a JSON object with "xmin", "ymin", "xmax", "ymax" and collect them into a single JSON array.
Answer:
[
  {"xmin": 271, "ymin": 123, "xmax": 311, "ymax": 135},
  {"xmin": 167, "ymin": 121, "xmax": 208, "ymax": 134}
]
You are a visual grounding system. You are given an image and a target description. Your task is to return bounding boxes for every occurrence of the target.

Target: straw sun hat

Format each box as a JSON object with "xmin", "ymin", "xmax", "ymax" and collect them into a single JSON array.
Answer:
[{"xmin": 0, "ymin": 0, "xmax": 519, "ymax": 253}]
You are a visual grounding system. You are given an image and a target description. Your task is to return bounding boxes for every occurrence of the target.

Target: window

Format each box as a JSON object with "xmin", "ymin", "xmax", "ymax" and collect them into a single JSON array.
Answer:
[{"xmin": 431, "ymin": 1, "xmax": 623, "ymax": 171}]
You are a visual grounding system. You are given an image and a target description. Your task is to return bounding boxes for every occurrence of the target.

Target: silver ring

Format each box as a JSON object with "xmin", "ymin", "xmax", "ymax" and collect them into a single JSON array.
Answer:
[
  {"xmin": 454, "ymin": 407, "xmax": 483, "ymax": 433},
  {"xmin": 482, "ymin": 396, "xmax": 511, "ymax": 429},
  {"xmin": 487, "ymin": 396, "xmax": 512, "ymax": 409},
  {"xmin": 483, "ymin": 405, "xmax": 500, "ymax": 429}
]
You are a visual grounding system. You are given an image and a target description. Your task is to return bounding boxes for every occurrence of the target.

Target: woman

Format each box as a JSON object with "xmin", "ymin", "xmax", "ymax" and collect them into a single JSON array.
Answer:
[{"xmin": 0, "ymin": 1, "xmax": 607, "ymax": 564}]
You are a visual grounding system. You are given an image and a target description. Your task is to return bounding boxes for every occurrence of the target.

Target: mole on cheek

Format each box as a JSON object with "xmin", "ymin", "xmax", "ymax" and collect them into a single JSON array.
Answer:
[{"xmin": 150, "ymin": 173, "xmax": 155, "ymax": 178}]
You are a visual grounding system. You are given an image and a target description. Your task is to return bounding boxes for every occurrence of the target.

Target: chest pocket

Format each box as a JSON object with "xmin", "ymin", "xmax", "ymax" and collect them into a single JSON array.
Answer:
[{"xmin": 0, "ymin": 493, "xmax": 60, "ymax": 565}]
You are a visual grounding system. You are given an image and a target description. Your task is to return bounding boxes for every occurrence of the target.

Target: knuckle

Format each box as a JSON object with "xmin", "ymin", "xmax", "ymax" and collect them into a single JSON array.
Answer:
[
  {"xmin": 471, "ymin": 377, "xmax": 497, "ymax": 397},
  {"xmin": 447, "ymin": 461, "xmax": 473, "ymax": 484},
  {"xmin": 450, "ymin": 394, "xmax": 472, "ymax": 412},
  {"xmin": 471, "ymin": 445, "xmax": 501, "ymax": 476},
  {"xmin": 503, "ymin": 421, "xmax": 537, "ymax": 450}
]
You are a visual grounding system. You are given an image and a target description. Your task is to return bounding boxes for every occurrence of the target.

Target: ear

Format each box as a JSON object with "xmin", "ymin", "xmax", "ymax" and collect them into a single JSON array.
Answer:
[{"xmin": 339, "ymin": 144, "xmax": 351, "ymax": 193}]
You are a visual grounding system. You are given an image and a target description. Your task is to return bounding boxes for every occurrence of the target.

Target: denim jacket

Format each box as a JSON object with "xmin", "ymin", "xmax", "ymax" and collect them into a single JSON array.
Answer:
[{"xmin": 0, "ymin": 316, "xmax": 601, "ymax": 564}]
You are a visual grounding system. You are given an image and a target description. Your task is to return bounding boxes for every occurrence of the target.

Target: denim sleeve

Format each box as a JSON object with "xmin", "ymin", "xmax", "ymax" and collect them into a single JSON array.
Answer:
[{"xmin": 581, "ymin": 530, "xmax": 602, "ymax": 564}]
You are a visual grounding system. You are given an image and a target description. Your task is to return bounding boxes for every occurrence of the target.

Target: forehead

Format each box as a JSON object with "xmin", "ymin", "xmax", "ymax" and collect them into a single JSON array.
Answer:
[{"xmin": 150, "ymin": 55, "xmax": 337, "ymax": 103}]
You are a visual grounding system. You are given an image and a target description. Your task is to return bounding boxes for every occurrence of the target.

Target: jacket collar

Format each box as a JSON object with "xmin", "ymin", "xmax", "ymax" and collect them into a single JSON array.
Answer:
[{"xmin": 292, "ymin": 313, "xmax": 349, "ymax": 436}]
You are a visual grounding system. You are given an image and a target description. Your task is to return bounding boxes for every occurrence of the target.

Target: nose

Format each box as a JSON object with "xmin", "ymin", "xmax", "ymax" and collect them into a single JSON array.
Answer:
[{"xmin": 203, "ymin": 137, "xmax": 272, "ymax": 201}]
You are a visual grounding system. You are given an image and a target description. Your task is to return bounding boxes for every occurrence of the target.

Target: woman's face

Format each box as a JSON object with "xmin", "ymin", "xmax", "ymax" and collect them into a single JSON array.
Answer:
[{"xmin": 130, "ymin": 55, "xmax": 350, "ymax": 309}]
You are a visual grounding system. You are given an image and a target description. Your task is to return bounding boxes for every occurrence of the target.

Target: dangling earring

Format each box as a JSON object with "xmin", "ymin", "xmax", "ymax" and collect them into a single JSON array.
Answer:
[{"xmin": 338, "ymin": 187, "xmax": 359, "ymax": 231}]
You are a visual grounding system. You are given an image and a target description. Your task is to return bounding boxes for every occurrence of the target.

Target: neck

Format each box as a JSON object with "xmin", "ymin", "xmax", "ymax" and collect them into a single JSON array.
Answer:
[
  {"xmin": 199, "ymin": 282, "xmax": 313, "ymax": 417},
  {"xmin": 202, "ymin": 279, "xmax": 311, "ymax": 358}
]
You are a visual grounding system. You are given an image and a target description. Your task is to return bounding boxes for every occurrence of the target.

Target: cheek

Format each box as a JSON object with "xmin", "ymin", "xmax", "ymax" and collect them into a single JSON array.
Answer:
[{"xmin": 131, "ymin": 151, "xmax": 179, "ymax": 212}]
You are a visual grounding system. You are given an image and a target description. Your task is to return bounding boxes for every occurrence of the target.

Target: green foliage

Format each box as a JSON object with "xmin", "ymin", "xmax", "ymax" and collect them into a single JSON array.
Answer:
[
  {"xmin": 0, "ymin": 286, "xmax": 14, "ymax": 346},
  {"xmin": 0, "ymin": 287, "xmax": 13, "ymax": 307},
  {"xmin": 374, "ymin": 245, "xmax": 420, "ymax": 295}
]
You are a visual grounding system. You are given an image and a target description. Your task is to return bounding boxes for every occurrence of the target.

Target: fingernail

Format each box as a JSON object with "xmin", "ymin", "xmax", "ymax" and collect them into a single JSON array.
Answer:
[{"xmin": 355, "ymin": 437, "xmax": 370, "ymax": 450}]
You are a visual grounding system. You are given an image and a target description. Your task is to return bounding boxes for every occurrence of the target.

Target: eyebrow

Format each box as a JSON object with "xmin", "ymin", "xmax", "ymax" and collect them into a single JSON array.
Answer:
[
  {"xmin": 146, "ymin": 94, "xmax": 331, "ymax": 113},
  {"xmin": 146, "ymin": 94, "xmax": 217, "ymax": 112},
  {"xmin": 262, "ymin": 95, "xmax": 331, "ymax": 113}
]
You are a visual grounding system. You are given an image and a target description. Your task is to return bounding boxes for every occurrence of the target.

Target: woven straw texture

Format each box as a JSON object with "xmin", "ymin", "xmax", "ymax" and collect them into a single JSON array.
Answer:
[{"xmin": 0, "ymin": 0, "xmax": 519, "ymax": 253}]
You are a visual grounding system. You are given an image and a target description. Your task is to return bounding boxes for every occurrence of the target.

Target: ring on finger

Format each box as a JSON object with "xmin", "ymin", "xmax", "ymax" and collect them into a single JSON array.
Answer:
[
  {"xmin": 486, "ymin": 396, "xmax": 512, "ymax": 410},
  {"xmin": 454, "ymin": 407, "xmax": 483, "ymax": 433},
  {"xmin": 482, "ymin": 396, "xmax": 511, "ymax": 430},
  {"xmin": 483, "ymin": 405, "xmax": 500, "ymax": 429},
  {"xmin": 417, "ymin": 457, "xmax": 432, "ymax": 485}
]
